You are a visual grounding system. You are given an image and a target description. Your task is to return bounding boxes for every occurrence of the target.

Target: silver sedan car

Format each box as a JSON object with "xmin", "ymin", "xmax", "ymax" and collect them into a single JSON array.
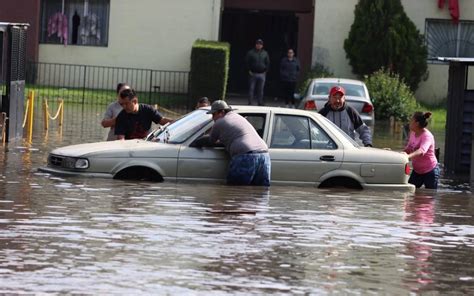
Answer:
[
  {"xmin": 297, "ymin": 78, "xmax": 374, "ymax": 125},
  {"xmin": 40, "ymin": 106, "xmax": 412, "ymax": 190}
]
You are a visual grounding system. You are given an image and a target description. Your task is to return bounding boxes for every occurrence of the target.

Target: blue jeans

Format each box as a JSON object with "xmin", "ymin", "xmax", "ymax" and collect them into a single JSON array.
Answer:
[
  {"xmin": 227, "ymin": 152, "xmax": 271, "ymax": 186},
  {"xmin": 248, "ymin": 72, "xmax": 266, "ymax": 105},
  {"xmin": 409, "ymin": 165, "xmax": 440, "ymax": 189}
]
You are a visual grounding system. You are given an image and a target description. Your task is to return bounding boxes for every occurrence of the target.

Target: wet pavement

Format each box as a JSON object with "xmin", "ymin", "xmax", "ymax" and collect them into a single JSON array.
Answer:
[{"xmin": 0, "ymin": 109, "xmax": 473, "ymax": 294}]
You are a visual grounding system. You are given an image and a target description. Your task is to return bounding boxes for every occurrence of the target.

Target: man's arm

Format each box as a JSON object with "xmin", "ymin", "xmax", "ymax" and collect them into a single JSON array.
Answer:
[
  {"xmin": 101, "ymin": 117, "xmax": 116, "ymax": 128},
  {"xmin": 101, "ymin": 104, "xmax": 115, "ymax": 127},
  {"xmin": 356, "ymin": 124, "xmax": 372, "ymax": 147},
  {"xmin": 159, "ymin": 117, "xmax": 174, "ymax": 125},
  {"xmin": 114, "ymin": 112, "xmax": 127, "ymax": 140},
  {"xmin": 264, "ymin": 51, "xmax": 270, "ymax": 71}
]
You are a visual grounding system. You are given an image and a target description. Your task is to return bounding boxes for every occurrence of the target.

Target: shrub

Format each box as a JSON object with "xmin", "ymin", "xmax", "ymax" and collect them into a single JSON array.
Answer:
[
  {"xmin": 190, "ymin": 40, "xmax": 230, "ymax": 102},
  {"xmin": 297, "ymin": 62, "xmax": 334, "ymax": 94},
  {"xmin": 365, "ymin": 69, "xmax": 419, "ymax": 122}
]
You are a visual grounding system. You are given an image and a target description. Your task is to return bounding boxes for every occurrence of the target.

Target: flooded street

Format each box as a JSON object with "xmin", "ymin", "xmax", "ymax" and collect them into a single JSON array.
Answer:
[{"xmin": 0, "ymin": 112, "xmax": 473, "ymax": 294}]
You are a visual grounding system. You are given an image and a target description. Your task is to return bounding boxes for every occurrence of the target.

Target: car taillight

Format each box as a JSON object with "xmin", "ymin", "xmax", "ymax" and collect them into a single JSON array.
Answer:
[
  {"xmin": 405, "ymin": 163, "xmax": 411, "ymax": 175},
  {"xmin": 362, "ymin": 102, "xmax": 373, "ymax": 114},
  {"xmin": 304, "ymin": 100, "xmax": 317, "ymax": 110}
]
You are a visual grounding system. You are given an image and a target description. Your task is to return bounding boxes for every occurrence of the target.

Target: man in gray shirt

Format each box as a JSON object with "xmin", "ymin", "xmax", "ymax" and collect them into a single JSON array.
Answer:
[
  {"xmin": 206, "ymin": 100, "xmax": 270, "ymax": 186},
  {"xmin": 101, "ymin": 82, "xmax": 130, "ymax": 141}
]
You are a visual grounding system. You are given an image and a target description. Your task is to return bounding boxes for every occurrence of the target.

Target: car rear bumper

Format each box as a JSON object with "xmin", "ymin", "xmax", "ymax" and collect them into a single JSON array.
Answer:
[{"xmin": 362, "ymin": 183, "xmax": 415, "ymax": 192}]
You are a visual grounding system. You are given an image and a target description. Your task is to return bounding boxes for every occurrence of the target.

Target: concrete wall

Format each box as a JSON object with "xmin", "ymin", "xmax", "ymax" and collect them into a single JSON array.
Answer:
[
  {"xmin": 0, "ymin": 0, "xmax": 40, "ymax": 63},
  {"xmin": 313, "ymin": 0, "xmax": 474, "ymax": 104},
  {"xmin": 38, "ymin": 0, "xmax": 221, "ymax": 71}
]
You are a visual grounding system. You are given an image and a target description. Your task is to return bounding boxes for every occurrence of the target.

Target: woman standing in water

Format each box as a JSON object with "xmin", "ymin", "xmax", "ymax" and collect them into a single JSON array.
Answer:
[{"xmin": 404, "ymin": 111, "xmax": 439, "ymax": 189}]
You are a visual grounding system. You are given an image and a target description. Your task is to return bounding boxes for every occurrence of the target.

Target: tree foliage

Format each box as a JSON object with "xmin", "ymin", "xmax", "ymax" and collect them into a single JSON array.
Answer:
[{"xmin": 344, "ymin": 0, "xmax": 428, "ymax": 91}]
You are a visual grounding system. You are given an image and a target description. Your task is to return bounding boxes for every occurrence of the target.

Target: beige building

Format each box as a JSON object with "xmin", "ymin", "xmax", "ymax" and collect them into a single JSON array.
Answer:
[{"xmin": 36, "ymin": 0, "xmax": 473, "ymax": 103}]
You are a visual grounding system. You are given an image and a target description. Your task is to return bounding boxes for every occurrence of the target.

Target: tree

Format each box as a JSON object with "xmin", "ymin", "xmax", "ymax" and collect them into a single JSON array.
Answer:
[{"xmin": 344, "ymin": 0, "xmax": 427, "ymax": 91}]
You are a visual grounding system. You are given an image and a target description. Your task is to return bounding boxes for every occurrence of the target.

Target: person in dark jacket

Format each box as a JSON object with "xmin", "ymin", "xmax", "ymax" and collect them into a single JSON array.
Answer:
[
  {"xmin": 245, "ymin": 39, "xmax": 270, "ymax": 106},
  {"xmin": 279, "ymin": 48, "xmax": 300, "ymax": 108},
  {"xmin": 319, "ymin": 86, "xmax": 373, "ymax": 147}
]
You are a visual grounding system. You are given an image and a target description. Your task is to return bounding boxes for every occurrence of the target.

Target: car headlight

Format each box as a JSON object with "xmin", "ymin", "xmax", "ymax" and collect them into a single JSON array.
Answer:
[
  {"xmin": 56, "ymin": 157, "xmax": 89, "ymax": 169},
  {"xmin": 74, "ymin": 158, "xmax": 89, "ymax": 169}
]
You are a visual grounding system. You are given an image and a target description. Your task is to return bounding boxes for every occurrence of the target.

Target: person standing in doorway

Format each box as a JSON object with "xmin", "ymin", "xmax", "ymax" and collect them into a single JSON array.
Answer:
[
  {"xmin": 403, "ymin": 111, "xmax": 439, "ymax": 189},
  {"xmin": 279, "ymin": 48, "xmax": 300, "ymax": 108},
  {"xmin": 245, "ymin": 39, "xmax": 270, "ymax": 106},
  {"xmin": 101, "ymin": 82, "xmax": 130, "ymax": 141}
]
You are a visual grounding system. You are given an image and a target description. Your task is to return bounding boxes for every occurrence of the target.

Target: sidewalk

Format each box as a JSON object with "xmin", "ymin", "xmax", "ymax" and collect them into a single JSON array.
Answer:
[{"xmin": 226, "ymin": 93, "xmax": 288, "ymax": 108}]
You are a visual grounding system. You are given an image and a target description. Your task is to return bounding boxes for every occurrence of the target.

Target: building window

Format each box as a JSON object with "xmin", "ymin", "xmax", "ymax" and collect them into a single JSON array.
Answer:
[
  {"xmin": 425, "ymin": 19, "xmax": 474, "ymax": 61},
  {"xmin": 40, "ymin": 0, "xmax": 109, "ymax": 46}
]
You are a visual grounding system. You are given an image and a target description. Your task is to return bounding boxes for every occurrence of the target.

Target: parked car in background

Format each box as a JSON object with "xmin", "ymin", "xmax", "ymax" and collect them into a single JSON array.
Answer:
[
  {"xmin": 39, "ymin": 106, "xmax": 413, "ymax": 190},
  {"xmin": 297, "ymin": 78, "xmax": 374, "ymax": 125}
]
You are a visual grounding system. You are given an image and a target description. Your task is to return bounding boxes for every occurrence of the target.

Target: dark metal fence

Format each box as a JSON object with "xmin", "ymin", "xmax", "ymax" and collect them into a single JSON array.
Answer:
[{"xmin": 25, "ymin": 62, "xmax": 192, "ymax": 137}]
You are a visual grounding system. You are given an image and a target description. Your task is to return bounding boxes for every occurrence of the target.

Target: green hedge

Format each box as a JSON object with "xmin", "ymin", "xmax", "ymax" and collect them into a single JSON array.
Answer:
[
  {"xmin": 190, "ymin": 40, "xmax": 230, "ymax": 102},
  {"xmin": 365, "ymin": 69, "xmax": 419, "ymax": 122}
]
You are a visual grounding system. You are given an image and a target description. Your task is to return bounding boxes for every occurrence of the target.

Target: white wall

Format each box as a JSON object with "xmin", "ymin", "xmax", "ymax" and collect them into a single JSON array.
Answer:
[
  {"xmin": 313, "ymin": 0, "xmax": 474, "ymax": 104},
  {"xmin": 38, "ymin": 0, "xmax": 221, "ymax": 71}
]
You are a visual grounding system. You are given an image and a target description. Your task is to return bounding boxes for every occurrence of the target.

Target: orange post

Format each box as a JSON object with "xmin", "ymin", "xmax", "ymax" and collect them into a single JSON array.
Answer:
[{"xmin": 43, "ymin": 99, "xmax": 49, "ymax": 130}]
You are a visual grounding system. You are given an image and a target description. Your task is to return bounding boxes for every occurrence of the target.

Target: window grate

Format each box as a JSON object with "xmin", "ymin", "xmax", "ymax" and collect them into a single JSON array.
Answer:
[{"xmin": 425, "ymin": 19, "xmax": 474, "ymax": 60}]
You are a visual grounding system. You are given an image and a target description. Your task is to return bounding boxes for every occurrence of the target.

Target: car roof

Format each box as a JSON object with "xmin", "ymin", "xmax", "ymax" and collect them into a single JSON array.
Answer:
[
  {"xmin": 202, "ymin": 104, "xmax": 325, "ymax": 115},
  {"xmin": 310, "ymin": 78, "xmax": 365, "ymax": 86}
]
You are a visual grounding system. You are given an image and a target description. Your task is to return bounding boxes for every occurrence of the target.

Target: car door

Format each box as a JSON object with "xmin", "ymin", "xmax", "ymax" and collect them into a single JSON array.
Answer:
[
  {"xmin": 268, "ymin": 114, "xmax": 343, "ymax": 184},
  {"xmin": 176, "ymin": 112, "xmax": 269, "ymax": 182}
]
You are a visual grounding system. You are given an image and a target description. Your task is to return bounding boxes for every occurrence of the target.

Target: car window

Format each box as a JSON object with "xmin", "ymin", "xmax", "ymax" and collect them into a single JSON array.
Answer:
[
  {"xmin": 270, "ymin": 115, "xmax": 337, "ymax": 150},
  {"xmin": 270, "ymin": 115, "xmax": 310, "ymax": 149},
  {"xmin": 147, "ymin": 109, "xmax": 212, "ymax": 144},
  {"xmin": 240, "ymin": 113, "xmax": 266, "ymax": 139},
  {"xmin": 312, "ymin": 82, "xmax": 366, "ymax": 98},
  {"xmin": 309, "ymin": 119, "xmax": 337, "ymax": 150}
]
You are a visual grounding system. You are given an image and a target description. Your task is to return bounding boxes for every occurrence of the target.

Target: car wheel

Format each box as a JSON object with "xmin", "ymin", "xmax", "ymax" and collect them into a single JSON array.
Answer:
[
  {"xmin": 114, "ymin": 166, "xmax": 163, "ymax": 182},
  {"xmin": 319, "ymin": 177, "xmax": 362, "ymax": 189}
]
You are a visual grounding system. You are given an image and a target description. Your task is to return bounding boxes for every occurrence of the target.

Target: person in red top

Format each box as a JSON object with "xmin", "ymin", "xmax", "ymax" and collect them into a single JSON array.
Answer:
[{"xmin": 403, "ymin": 111, "xmax": 439, "ymax": 189}]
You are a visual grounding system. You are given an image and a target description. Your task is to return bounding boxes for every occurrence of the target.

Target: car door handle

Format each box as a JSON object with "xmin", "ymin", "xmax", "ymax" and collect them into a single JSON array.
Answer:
[{"xmin": 320, "ymin": 155, "xmax": 335, "ymax": 161}]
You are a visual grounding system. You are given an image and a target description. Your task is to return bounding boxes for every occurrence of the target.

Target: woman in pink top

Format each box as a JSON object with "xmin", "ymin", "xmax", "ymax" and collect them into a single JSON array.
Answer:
[{"xmin": 404, "ymin": 112, "xmax": 439, "ymax": 189}]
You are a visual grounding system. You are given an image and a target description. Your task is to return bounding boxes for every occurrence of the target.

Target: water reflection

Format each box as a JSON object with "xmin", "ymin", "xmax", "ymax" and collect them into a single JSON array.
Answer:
[{"xmin": 0, "ymin": 113, "xmax": 473, "ymax": 294}]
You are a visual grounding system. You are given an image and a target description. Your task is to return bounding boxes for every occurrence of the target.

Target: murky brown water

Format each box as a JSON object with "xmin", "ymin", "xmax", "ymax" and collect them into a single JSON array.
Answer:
[{"xmin": 0, "ymin": 112, "xmax": 473, "ymax": 294}]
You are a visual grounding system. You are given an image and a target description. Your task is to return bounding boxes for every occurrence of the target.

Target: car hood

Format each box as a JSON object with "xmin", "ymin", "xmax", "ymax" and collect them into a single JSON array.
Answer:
[{"xmin": 50, "ymin": 140, "xmax": 167, "ymax": 158}]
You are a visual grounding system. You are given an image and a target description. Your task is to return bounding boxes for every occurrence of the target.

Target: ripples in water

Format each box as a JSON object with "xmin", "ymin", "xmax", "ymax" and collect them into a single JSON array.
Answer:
[{"xmin": 0, "ymin": 118, "xmax": 473, "ymax": 294}]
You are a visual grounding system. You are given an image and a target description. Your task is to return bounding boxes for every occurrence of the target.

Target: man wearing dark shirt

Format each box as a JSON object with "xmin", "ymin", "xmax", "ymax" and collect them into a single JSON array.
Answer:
[
  {"xmin": 114, "ymin": 88, "xmax": 173, "ymax": 140},
  {"xmin": 245, "ymin": 39, "xmax": 270, "ymax": 106}
]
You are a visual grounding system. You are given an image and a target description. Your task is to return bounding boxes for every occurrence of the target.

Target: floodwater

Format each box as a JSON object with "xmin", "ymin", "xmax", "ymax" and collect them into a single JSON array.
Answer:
[{"xmin": 0, "ymin": 112, "xmax": 473, "ymax": 294}]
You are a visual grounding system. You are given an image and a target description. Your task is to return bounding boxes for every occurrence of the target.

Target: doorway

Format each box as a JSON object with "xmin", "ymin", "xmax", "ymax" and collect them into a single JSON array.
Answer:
[{"xmin": 220, "ymin": 10, "xmax": 298, "ymax": 97}]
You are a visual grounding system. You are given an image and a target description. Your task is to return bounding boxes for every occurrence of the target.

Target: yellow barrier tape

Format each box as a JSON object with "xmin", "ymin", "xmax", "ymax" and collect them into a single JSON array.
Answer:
[
  {"xmin": 22, "ymin": 99, "xmax": 30, "ymax": 128},
  {"xmin": 154, "ymin": 104, "xmax": 183, "ymax": 117},
  {"xmin": 45, "ymin": 100, "xmax": 64, "ymax": 121}
]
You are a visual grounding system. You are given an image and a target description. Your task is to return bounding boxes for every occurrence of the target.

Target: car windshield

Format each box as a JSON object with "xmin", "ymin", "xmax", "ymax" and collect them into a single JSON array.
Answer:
[
  {"xmin": 312, "ymin": 82, "xmax": 365, "ymax": 97},
  {"xmin": 146, "ymin": 109, "xmax": 212, "ymax": 144},
  {"xmin": 317, "ymin": 115, "xmax": 360, "ymax": 147}
]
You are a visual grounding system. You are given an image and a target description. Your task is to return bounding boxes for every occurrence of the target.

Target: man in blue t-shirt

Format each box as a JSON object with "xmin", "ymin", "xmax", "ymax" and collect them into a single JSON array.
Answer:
[{"xmin": 114, "ymin": 88, "xmax": 173, "ymax": 140}]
